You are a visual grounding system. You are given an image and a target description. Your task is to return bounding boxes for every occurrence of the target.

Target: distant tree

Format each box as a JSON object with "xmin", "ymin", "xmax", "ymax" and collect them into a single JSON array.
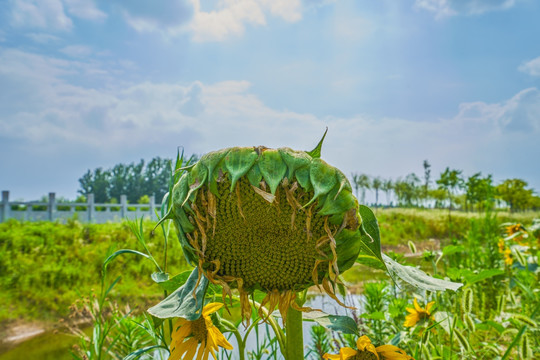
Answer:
[
  {"xmin": 496, "ymin": 179, "xmax": 534, "ymax": 212},
  {"xmin": 423, "ymin": 160, "xmax": 431, "ymax": 191},
  {"xmin": 436, "ymin": 167, "xmax": 465, "ymax": 235},
  {"xmin": 78, "ymin": 170, "xmax": 93, "ymax": 197},
  {"xmin": 108, "ymin": 164, "xmax": 128, "ymax": 202},
  {"xmin": 124, "ymin": 160, "xmax": 145, "ymax": 203},
  {"xmin": 429, "ymin": 188, "xmax": 447, "ymax": 209},
  {"xmin": 78, "ymin": 168, "xmax": 110, "ymax": 203},
  {"xmin": 372, "ymin": 177, "xmax": 382, "ymax": 208},
  {"xmin": 422, "ymin": 160, "xmax": 432, "ymax": 206},
  {"xmin": 394, "ymin": 174, "xmax": 420, "ymax": 207},
  {"xmin": 78, "ymin": 157, "xmax": 176, "ymax": 204},
  {"xmin": 381, "ymin": 179, "xmax": 393, "ymax": 206},
  {"xmin": 144, "ymin": 157, "xmax": 173, "ymax": 204},
  {"xmin": 356, "ymin": 174, "xmax": 371, "ymax": 204},
  {"xmin": 465, "ymin": 172, "xmax": 495, "ymax": 212},
  {"xmin": 352, "ymin": 173, "xmax": 360, "ymax": 200},
  {"xmin": 437, "ymin": 167, "xmax": 464, "ymax": 211},
  {"xmin": 529, "ymin": 195, "xmax": 540, "ymax": 210}
]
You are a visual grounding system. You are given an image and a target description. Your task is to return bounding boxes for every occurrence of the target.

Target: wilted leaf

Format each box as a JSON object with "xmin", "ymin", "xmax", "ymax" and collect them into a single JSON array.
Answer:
[
  {"xmin": 148, "ymin": 267, "xmax": 208, "ymax": 320},
  {"xmin": 383, "ymin": 254, "xmax": 462, "ymax": 291}
]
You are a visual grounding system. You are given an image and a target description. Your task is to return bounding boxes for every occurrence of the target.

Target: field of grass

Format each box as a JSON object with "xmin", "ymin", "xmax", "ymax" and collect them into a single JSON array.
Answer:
[
  {"xmin": 376, "ymin": 208, "xmax": 540, "ymax": 245},
  {"xmin": 0, "ymin": 218, "xmax": 189, "ymax": 323}
]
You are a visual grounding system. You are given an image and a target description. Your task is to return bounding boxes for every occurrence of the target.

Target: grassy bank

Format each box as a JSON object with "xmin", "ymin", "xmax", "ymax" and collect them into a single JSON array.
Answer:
[
  {"xmin": 0, "ymin": 209, "xmax": 537, "ymax": 325},
  {"xmin": 375, "ymin": 208, "xmax": 539, "ymax": 245},
  {"xmin": 0, "ymin": 218, "xmax": 189, "ymax": 323}
]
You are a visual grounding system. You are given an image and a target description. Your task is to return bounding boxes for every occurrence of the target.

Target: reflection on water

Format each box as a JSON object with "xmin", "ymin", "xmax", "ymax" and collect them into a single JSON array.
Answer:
[
  {"xmin": 0, "ymin": 295, "xmax": 365, "ymax": 360},
  {"xmin": 0, "ymin": 330, "xmax": 77, "ymax": 360}
]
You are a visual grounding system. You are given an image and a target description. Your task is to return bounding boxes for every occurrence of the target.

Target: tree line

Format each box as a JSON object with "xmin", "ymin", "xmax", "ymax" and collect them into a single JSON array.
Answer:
[
  {"xmin": 352, "ymin": 160, "xmax": 540, "ymax": 212},
  {"xmin": 77, "ymin": 157, "xmax": 175, "ymax": 204},
  {"xmin": 76, "ymin": 157, "xmax": 538, "ymax": 212}
]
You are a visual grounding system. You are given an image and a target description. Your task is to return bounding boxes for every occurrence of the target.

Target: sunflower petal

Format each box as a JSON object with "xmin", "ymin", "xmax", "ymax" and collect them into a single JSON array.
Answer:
[
  {"xmin": 426, "ymin": 301, "xmax": 435, "ymax": 315},
  {"xmin": 202, "ymin": 302, "xmax": 224, "ymax": 316},
  {"xmin": 210, "ymin": 327, "xmax": 233, "ymax": 350},
  {"xmin": 376, "ymin": 344, "xmax": 413, "ymax": 359},
  {"xmin": 322, "ymin": 354, "xmax": 340, "ymax": 360},
  {"xmin": 413, "ymin": 298, "xmax": 422, "ymax": 312}
]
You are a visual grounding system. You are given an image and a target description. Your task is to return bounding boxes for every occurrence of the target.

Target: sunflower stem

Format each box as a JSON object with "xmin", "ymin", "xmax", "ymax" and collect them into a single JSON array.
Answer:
[{"xmin": 285, "ymin": 303, "xmax": 304, "ymax": 360}]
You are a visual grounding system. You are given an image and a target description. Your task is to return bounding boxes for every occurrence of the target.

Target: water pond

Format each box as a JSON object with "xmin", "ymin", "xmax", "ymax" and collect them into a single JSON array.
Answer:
[{"xmin": 0, "ymin": 294, "xmax": 365, "ymax": 359}]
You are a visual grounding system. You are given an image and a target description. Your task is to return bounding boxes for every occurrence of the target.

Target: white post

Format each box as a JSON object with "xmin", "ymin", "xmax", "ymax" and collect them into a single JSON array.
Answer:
[
  {"xmin": 88, "ymin": 194, "xmax": 94, "ymax": 222},
  {"xmin": 1, "ymin": 191, "xmax": 9, "ymax": 222},
  {"xmin": 26, "ymin": 199, "xmax": 31, "ymax": 221},
  {"xmin": 121, "ymin": 195, "xmax": 127, "ymax": 218},
  {"xmin": 48, "ymin": 192, "xmax": 56, "ymax": 221},
  {"xmin": 149, "ymin": 195, "xmax": 155, "ymax": 219}
]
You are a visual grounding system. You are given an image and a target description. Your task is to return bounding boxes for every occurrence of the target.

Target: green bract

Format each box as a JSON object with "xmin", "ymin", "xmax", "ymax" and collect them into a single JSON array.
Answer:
[{"xmin": 164, "ymin": 133, "xmax": 385, "ymax": 319}]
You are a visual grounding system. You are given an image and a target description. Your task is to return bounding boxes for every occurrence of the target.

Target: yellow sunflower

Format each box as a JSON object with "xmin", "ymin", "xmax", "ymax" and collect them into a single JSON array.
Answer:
[
  {"xmin": 404, "ymin": 298, "xmax": 434, "ymax": 327},
  {"xmin": 497, "ymin": 238, "xmax": 506, "ymax": 253},
  {"xmin": 505, "ymin": 224, "xmax": 523, "ymax": 236},
  {"xmin": 503, "ymin": 248, "xmax": 513, "ymax": 266},
  {"xmin": 168, "ymin": 302, "xmax": 233, "ymax": 360},
  {"xmin": 505, "ymin": 224, "xmax": 528, "ymax": 245},
  {"xmin": 323, "ymin": 335, "xmax": 413, "ymax": 360}
]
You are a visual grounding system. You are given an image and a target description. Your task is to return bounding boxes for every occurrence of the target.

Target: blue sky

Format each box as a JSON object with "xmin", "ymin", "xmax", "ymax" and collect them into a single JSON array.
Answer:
[{"xmin": 1, "ymin": 0, "xmax": 539, "ymax": 201}]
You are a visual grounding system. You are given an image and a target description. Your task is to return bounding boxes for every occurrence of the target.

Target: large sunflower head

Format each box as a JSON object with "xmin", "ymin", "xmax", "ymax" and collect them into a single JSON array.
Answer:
[{"xmin": 167, "ymin": 133, "xmax": 374, "ymax": 319}]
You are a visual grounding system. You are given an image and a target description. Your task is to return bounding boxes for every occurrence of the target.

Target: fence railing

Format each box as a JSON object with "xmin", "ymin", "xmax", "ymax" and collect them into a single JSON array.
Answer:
[{"xmin": 1, "ymin": 191, "xmax": 158, "ymax": 223}]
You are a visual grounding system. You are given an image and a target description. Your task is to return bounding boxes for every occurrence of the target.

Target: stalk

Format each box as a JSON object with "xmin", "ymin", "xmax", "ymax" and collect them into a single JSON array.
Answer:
[{"xmin": 285, "ymin": 305, "xmax": 304, "ymax": 360}]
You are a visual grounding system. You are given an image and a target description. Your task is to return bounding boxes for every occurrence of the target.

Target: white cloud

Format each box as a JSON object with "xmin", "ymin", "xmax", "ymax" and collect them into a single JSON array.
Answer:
[
  {"xmin": 415, "ymin": 0, "xmax": 518, "ymax": 18},
  {"xmin": 455, "ymin": 88, "xmax": 540, "ymax": 133},
  {"xmin": 8, "ymin": 0, "xmax": 105, "ymax": 31},
  {"xmin": 60, "ymin": 45, "xmax": 93, "ymax": 58},
  {"xmin": 519, "ymin": 56, "xmax": 540, "ymax": 77},
  {"xmin": 112, "ymin": 0, "xmax": 302, "ymax": 42},
  {"xmin": 191, "ymin": 0, "xmax": 302, "ymax": 42},
  {"xmin": 64, "ymin": 0, "xmax": 106, "ymax": 21},
  {"xmin": 26, "ymin": 32, "xmax": 62, "ymax": 43},
  {"xmin": 10, "ymin": 0, "xmax": 73, "ymax": 31}
]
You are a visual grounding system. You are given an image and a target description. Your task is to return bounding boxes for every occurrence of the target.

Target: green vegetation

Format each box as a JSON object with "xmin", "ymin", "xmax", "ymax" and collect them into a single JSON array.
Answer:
[
  {"xmin": 310, "ymin": 214, "xmax": 540, "ymax": 360},
  {"xmin": 0, "ymin": 219, "xmax": 189, "ymax": 322},
  {"xmin": 352, "ymin": 160, "xmax": 540, "ymax": 212},
  {"xmin": 376, "ymin": 208, "xmax": 540, "ymax": 246},
  {"xmin": 77, "ymin": 156, "xmax": 196, "ymax": 204},
  {"xmin": 1, "ymin": 210, "xmax": 538, "ymax": 324}
]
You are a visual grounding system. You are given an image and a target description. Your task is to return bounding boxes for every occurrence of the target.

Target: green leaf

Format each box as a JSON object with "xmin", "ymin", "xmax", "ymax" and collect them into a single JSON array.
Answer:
[
  {"xmin": 258, "ymin": 149, "xmax": 287, "ymax": 195},
  {"xmin": 361, "ymin": 311, "xmax": 385, "ymax": 320},
  {"xmin": 383, "ymin": 254, "xmax": 462, "ymax": 291},
  {"xmin": 157, "ymin": 270, "xmax": 192, "ymax": 292},
  {"xmin": 103, "ymin": 249, "xmax": 151, "ymax": 270},
  {"xmin": 148, "ymin": 267, "xmax": 208, "ymax": 320},
  {"xmin": 476, "ymin": 320, "xmax": 504, "ymax": 334},
  {"xmin": 302, "ymin": 311, "xmax": 358, "ymax": 335},
  {"xmin": 356, "ymin": 254, "xmax": 386, "ymax": 270},
  {"xmin": 442, "ymin": 245, "xmax": 465, "ymax": 256},
  {"xmin": 357, "ymin": 205, "xmax": 386, "ymax": 269},
  {"xmin": 123, "ymin": 345, "xmax": 168, "ymax": 360},
  {"xmin": 151, "ymin": 272, "xmax": 169, "ymax": 283},
  {"xmin": 224, "ymin": 147, "xmax": 258, "ymax": 191},
  {"xmin": 463, "ymin": 269, "xmax": 504, "ymax": 284},
  {"xmin": 157, "ymin": 270, "xmax": 222, "ymax": 295},
  {"xmin": 306, "ymin": 127, "xmax": 328, "ymax": 159}
]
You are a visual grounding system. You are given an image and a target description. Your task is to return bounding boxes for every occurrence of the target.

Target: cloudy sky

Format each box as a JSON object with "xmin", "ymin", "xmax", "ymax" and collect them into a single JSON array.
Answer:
[{"xmin": 1, "ymin": 0, "xmax": 539, "ymax": 201}]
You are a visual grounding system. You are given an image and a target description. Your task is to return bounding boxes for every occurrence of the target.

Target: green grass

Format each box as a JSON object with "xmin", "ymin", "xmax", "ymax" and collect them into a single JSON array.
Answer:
[
  {"xmin": 375, "ymin": 208, "xmax": 540, "ymax": 245},
  {"xmin": 0, "ymin": 218, "xmax": 189, "ymax": 323}
]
